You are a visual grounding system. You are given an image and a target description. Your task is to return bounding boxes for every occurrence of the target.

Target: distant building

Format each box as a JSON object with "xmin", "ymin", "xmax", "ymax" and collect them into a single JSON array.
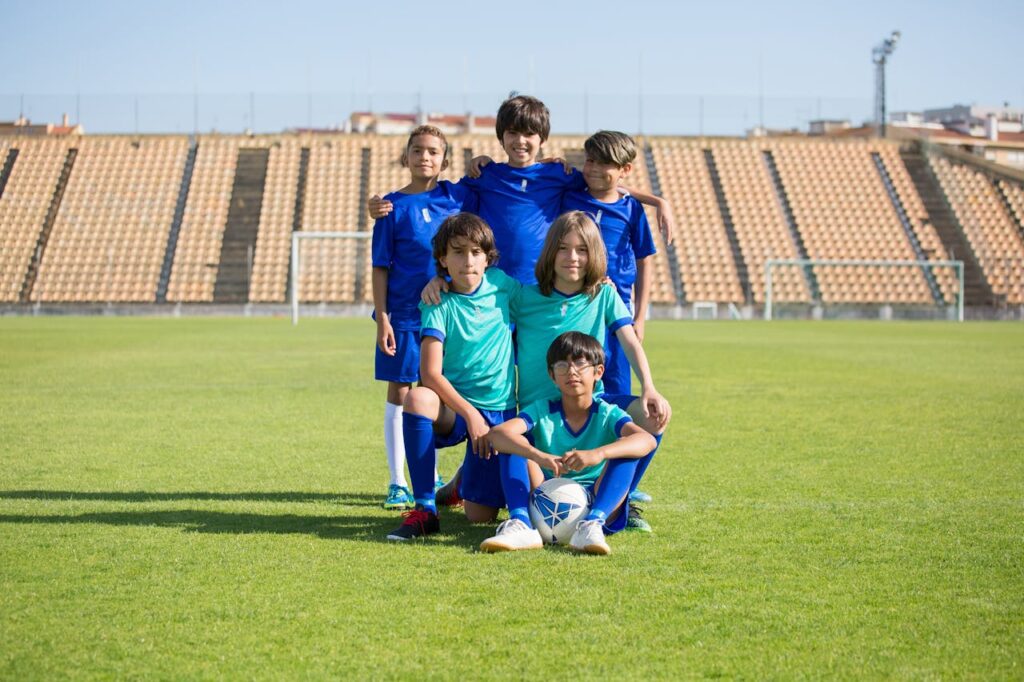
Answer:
[
  {"xmin": 348, "ymin": 111, "xmax": 496, "ymax": 135},
  {"xmin": 0, "ymin": 114, "xmax": 83, "ymax": 136},
  {"xmin": 808, "ymin": 119, "xmax": 852, "ymax": 136},
  {"xmin": 889, "ymin": 103, "xmax": 1024, "ymax": 170}
]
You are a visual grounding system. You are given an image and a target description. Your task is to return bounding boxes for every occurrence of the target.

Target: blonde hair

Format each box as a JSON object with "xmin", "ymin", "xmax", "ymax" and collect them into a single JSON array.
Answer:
[
  {"xmin": 535, "ymin": 211, "xmax": 608, "ymax": 298},
  {"xmin": 400, "ymin": 125, "xmax": 451, "ymax": 167}
]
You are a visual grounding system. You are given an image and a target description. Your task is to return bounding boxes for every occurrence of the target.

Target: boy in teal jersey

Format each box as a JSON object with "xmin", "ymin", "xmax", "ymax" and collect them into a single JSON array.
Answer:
[
  {"xmin": 487, "ymin": 211, "xmax": 670, "ymax": 545},
  {"xmin": 386, "ymin": 213, "xmax": 520, "ymax": 541},
  {"xmin": 483, "ymin": 332, "xmax": 657, "ymax": 555}
]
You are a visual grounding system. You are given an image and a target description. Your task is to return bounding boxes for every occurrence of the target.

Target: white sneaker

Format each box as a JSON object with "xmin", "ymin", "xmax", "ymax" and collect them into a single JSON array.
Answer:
[
  {"xmin": 569, "ymin": 519, "xmax": 611, "ymax": 555},
  {"xmin": 479, "ymin": 518, "xmax": 543, "ymax": 552}
]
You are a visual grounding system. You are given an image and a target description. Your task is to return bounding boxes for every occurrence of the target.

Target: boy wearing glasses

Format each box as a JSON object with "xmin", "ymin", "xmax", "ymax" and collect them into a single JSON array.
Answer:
[{"xmin": 482, "ymin": 332, "xmax": 656, "ymax": 555}]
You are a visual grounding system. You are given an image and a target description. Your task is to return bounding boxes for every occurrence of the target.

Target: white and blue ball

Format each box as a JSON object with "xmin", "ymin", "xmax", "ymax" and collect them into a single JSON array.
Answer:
[{"xmin": 528, "ymin": 477, "xmax": 592, "ymax": 545}]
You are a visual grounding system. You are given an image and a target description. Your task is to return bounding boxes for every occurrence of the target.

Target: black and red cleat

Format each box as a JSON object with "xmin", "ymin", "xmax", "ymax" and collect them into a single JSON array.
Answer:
[
  {"xmin": 434, "ymin": 468, "xmax": 463, "ymax": 508},
  {"xmin": 386, "ymin": 507, "xmax": 440, "ymax": 541}
]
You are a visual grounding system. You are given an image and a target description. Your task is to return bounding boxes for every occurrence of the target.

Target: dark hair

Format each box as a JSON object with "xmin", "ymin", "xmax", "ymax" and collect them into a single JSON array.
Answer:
[
  {"xmin": 584, "ymin": 130, "xmax": 636, "ymax": 167},
  {"xmin": 401, "ymin": 124, "xmax": 451, "ymax": 166},
  {"xmin": 432, "ymin": 213, "xmax": 499, "ymax": 277},
  {"xmin": 535, "ymin": 211, "xmax": 608, "ymax": 298},
  {"xmin": 546, "ymin": 331, "xmax": 605, "ymax": 370},
  {"xmin": 495, "ymin": 95, "xmax": 550, "ymax": 143}
]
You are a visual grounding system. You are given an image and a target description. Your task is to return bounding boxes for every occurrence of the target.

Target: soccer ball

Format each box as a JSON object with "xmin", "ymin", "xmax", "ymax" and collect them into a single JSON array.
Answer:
[{"xmin": 528, "ymin": 478, "xmax": 592, "ymax": 545}]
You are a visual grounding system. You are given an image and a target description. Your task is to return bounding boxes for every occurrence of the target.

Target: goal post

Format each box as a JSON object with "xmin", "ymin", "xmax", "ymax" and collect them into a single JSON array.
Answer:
[
  {"xmin": 291, "ymin": 231, "xmax": 372, "ymax": 325},
  {"xmin": 764, "ymin": 258, "xmax": 964, "ymax": 322}
]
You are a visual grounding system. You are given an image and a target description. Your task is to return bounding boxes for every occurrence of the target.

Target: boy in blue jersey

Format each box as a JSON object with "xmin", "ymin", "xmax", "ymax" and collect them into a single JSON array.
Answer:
[
  {"xmin": 386, "ymin": 213, "xmax": 520, "ymax": 541},
  {"xmin": 370, "ymin": 94, "xmax": 675, "ymax": 288},
  {"xmin": 561, "ymin": 131, "xmax": 657, "ymax": 397},
  {"xmin": 483, "ymin": 332, "xmax": 657, "ymax": 555},
  {"xmin": 371, "ymin": 125, "xmax": 477, "ymax": 510}
]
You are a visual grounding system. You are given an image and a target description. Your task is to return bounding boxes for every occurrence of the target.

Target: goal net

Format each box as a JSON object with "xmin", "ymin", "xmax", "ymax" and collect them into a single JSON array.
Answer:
[{"xmin": 290, "ymin": 231, "xmax": 372, "ymax": 324}]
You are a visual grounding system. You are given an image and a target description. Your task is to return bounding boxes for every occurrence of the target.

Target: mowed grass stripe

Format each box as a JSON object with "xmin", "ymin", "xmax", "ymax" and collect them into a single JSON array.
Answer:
[{"xmin": 0, "ymin": 318, "xmax": 1021, "ymax": 678}]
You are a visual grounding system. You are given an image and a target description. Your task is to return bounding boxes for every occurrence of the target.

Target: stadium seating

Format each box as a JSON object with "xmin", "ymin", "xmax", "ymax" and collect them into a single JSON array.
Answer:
[
  {"xmin": 649, "ymin": 139, "xmax": 743, "ymax": 303},
  {"xmin": 1, "ymin": 131, "xmax": 1021, "ymax": 308},
  {"xmin": 930, "ymin": 156, "xmax": 1024, "ymax": 304},
  {"xmin": 712, "ymin": 140, "xmax": 808, "ymax": 303},
  {"xmin": 0, "ymin": 138, "xmax": 71, "ymax": 302},
  {"xmin": 34, "ymin": 136, "xmax": 185, "ymax": 303},
  {"xmin": 767, "ymin": 139, "xmax": 933, "ymax": 304}
]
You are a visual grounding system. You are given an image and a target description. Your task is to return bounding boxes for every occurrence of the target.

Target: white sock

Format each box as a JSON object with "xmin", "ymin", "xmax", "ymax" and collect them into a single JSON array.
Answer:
[{"xmin": 384, "ymin": 402, "xmax": 407, "ymax": 488}]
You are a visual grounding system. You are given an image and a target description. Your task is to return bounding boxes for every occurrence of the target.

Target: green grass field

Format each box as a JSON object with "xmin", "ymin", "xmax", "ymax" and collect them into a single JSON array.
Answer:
[{"xmin": 1, "ymin": 317, "xmax": 1021, "ymax": 679}]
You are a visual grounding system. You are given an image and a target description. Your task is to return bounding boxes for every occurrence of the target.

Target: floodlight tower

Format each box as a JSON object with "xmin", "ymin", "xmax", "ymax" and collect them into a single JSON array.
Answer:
[{"xmin": 873, "ymin": 30, "xmax": 901, "ymax": 137}]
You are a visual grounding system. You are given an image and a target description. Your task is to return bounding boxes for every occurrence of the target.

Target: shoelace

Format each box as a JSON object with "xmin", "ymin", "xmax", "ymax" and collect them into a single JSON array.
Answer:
[
  {"xmin": 498, "ymin": 518, "xmax": 528, "ymax": 534},
  {"xmin": 400, "ymin": 509, "xmax": 432, "ymax": 529}
]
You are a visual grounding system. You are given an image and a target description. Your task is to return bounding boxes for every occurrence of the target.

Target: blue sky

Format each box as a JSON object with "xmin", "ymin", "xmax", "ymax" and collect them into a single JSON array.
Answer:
[{"xmin": 2, "ymin": 0, "xmax": 1021, "ymax": 135}]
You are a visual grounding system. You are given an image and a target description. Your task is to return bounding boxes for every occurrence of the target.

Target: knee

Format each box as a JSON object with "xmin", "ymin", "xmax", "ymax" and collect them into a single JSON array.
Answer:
[
  {"xmin": 464, "ymin": 503, "xmax": 498, "ymax": 524},
  {"xmin": 403, "ymin": 386, "xmax": 438, "ymax": 416},
  {"xmin": 628, "ymin": 398, "xmax": 672, "ymax": 436}
]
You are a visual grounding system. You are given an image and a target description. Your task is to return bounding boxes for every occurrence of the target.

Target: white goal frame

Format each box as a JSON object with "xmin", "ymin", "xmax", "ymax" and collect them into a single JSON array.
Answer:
[
  {"xmin": 764, "ymin": 258, "xmax": 964, "ymax": 322},
  {"xmin": 291, "ymin": 231, "xmax": 372, "ymax": 325}
]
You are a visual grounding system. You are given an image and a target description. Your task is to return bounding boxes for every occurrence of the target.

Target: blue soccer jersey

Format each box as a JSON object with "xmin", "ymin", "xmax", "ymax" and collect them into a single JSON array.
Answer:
[
  {"xmin": 371, "ymin": 180, "xmax": 477, "ymax": 330},
  {"xmin": 518, "ymin": 397, "xmax": 633, "ymax": 487},
  {"xmin": 462, "ymin": 163, "xmax": 585, "ymax": 285},
  {"xmin": 511, "ymin": 284, "xmax": 632, "ymax": 406},
  {"xmin": 560, "ymin": 190, "xmax": 656, "ymax": 305},
  {"xmin": 420, "ymin": 268, "xmax": 520, "ymax": 411}
]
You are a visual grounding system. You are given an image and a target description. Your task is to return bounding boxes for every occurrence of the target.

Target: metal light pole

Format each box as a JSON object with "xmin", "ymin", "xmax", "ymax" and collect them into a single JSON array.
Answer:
[{"xmin": 873, "ymin": 30, "xmax": 901, "ymax": 137}]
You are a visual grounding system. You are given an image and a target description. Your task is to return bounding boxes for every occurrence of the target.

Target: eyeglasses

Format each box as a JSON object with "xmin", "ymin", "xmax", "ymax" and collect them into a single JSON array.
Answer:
[{"xmin": 551, "ymin": 360, "xmax": 594, "ymax": 376}]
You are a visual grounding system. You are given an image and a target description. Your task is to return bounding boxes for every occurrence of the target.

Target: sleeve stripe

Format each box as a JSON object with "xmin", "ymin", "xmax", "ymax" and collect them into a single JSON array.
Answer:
[
  {"xmin": 609, "ymin": 317, "xmax": 632, "ymax": 333},
  {"xmin": 517, "ymin": 413, "xmax": 535, "ymax": 431},
  {"xmin": 422, "ymin": 328, "xmax": 446, "ymax": 343},
  {"xmin": 614, "ymin": 415, "xmax": 633, "ymax": 437}
]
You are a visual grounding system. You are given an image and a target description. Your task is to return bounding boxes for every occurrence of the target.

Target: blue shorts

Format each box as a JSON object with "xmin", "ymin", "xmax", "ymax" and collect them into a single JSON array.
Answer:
[
  {"xmin": 598, "ymin": 392, "xmax": 636, "ymax": 413},
  {"xmin": 602, "ymin": 332, "xmax": 633, "ymax": 396},
  {"xmin": 374, "ymin": 328, "xmax": 420, "ymax": 383},
  {"xmin": 436, "ymin": 407, "xmax": 516, "ymax": 509}
]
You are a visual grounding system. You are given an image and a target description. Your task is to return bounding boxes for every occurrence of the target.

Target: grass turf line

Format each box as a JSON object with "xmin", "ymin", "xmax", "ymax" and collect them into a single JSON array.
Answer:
[{"xmin": 0, "ymin": 317, "xmax": 1021, "ymax": 678}]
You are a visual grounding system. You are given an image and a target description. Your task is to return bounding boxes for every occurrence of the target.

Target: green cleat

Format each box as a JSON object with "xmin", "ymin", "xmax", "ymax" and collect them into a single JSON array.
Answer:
[
  {"xmin": 625, "ymin": 504, "xmax": 652, "ymax": 533},
  {"xmin": 382, "ymin": 484, "xmax": 414, "ymax": 510}
]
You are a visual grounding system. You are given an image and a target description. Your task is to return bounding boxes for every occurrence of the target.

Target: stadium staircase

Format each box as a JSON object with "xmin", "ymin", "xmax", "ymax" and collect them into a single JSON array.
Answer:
[
  {"xmin": 900, "ymin": 148, "xmax": 992, "ymax": 306},
  {"xmin": 213, "ymin": 148, "xmax": 269, "ymax": 303},
  {"xmin": 0, "ymin": 148, "xmax": 18, "ymax": 199},
  {"xmin": 993, "ymin": 179, "xmax": 1024, "ymax": 240},
  {"xmin": 872, "ymin": 152, "xmax": 944, "ymax": 304},
  {"xmin": 20, "ymin": 147, "xmax": 77, "ymax": 303},
  {"xmin": 704, "ymin": 148, "xmax": 753, "ymax": 304},
  {"xmin": 644, "ymin": 143, "xmax": 684, "ymax": 304},
  {"xmin": 156, "ymin": 139, "xmax": 198, "ymax": 303},
  {"xmin": 283, "ymin": 146, "xmax": 310, "ymax": 302},
  {"xmin": 353, "ymin": 147, "xmax": 371, "ymax": 301},
  {"xmin": 762, "ymin": 149, "xmax": 821, "ymax": 302}
]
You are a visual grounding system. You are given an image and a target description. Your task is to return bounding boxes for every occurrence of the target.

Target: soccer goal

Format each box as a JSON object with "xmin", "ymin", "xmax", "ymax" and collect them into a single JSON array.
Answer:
[
  {"xmin": 764, "ymin": 258, "xmax": 964, "ymax": 321},
  {"xmin": 290, "ymin": 231, "xmax": 372, "ymax": 325}
]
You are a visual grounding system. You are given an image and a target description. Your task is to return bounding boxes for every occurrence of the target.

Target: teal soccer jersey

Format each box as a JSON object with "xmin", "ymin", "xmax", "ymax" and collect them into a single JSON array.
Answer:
[
  {"xmin": 519, "ymin": 397, "xmax": 633, "ymax": 487},
  {"xmin": 420, "ymin": 268, "xmax": 520, "ymax": 411},
  {"xmin": 512, "ymin": 284, "xmax": 632, "ymax": 406}
]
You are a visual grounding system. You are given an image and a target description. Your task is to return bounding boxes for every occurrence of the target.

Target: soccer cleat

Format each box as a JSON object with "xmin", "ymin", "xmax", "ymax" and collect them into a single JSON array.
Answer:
[
  {"xmin": 479, "ymin": 518, "xmax": 543, "ymax": 552},
  {"xmin": 569, "ymin": 519, "xmax": 611, "ymax": 555},
  {"xmin": 625, "ymin": 505, "xmax": 652, "ymax": 533},
  {"xmin": 434, "ymin": 468, "xmax": 463, "ymax": 508},
  {"xmin": 628, "ymin": 489, "xmax": 653, "ymax": 503},
  {"xmin": 382, "ymin": 484, "xmax": 414, "ymax": 510},
  {"xmin": 386, "ymin": 507, "xmax": 440, "ymax": 541},
  {"xmin": 434, "ymin": 474, "xmax": 445, "ymax": 492}
]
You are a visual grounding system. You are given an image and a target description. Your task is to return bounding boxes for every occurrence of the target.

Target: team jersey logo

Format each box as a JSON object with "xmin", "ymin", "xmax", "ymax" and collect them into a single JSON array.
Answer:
[
  {"xmin": 560, "ymin": 301, "xmax": 569, "ymax": 317},
  {"xmin": 520, "ymin": 179, "xmax": 528, "ymax": 192},
  {"xmin": 594, "ymin": 209, "xmax": 603, "ymax": 225},
  {"xmin": 421, "ymin": 208, "xmax": 432, "ymax": 223}
]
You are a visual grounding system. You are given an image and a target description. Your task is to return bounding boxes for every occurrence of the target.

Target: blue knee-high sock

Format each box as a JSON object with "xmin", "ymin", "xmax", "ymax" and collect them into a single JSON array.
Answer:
[
  {"xmin": 586, "ymin": 457, "xmax": 640, "ymax": 523},
  {"xmin": 402, "ymin": 412, "xmax": 437, "ymax": 513},
  {"xmin": 628, "ymin": 433, "xmax": 662, "ymax": 495},
  {"xmin": 499, "ymin": 453, "xmax": 532, "ymax": 526}
]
